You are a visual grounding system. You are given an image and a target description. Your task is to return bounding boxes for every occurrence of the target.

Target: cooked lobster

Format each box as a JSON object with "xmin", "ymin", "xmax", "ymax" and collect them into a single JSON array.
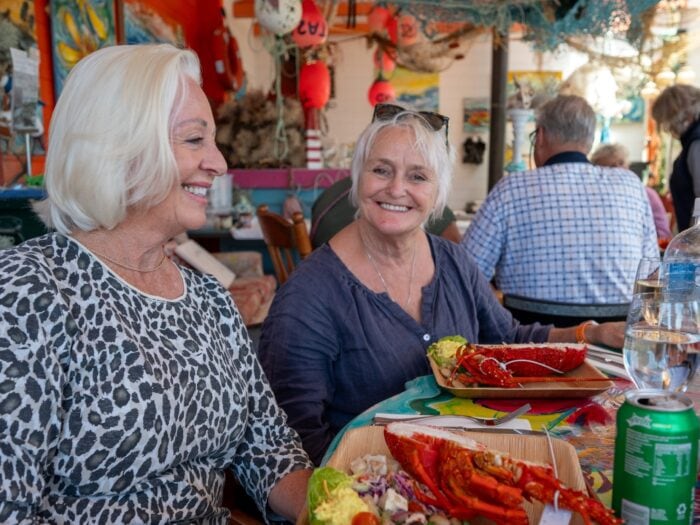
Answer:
[
  {"xmin": 384, "ymin": 422, "xmax": 622, "ymax": 525},
  {"xmin": 447, "ymin": 343, "xmax": 610, "ymax": 388}
]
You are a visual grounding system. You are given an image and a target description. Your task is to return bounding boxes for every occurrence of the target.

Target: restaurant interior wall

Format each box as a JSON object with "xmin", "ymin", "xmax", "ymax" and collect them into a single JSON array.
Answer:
[{"xmin": 227, "ymin": 15, "xmax": 653, "ymax": 211}]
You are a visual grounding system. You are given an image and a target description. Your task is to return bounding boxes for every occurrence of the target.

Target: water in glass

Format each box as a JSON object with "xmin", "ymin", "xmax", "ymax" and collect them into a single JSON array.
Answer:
[{"xmin": 623, "ymin": 292, "xmax": 700, "ymax": 392}]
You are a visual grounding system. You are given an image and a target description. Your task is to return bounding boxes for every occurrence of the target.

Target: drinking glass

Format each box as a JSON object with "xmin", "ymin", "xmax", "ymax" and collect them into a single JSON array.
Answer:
[
  {"xmin": 623, "ymin": 292, "xmax": 700, "ymax": 392},
  {"xmin": 633, "ymin": 256, "xmax": 663, "ymax": 297}
]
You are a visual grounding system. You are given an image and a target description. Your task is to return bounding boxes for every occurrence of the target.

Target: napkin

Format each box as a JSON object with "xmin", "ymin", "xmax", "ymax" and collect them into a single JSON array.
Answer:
[
  {"xmin": 585, "ymin": 345, "xmax": 630, "ymax": 380},
  {"xmin": 586, "ymin": 358, "xmax": 630, "ymax": 380},
  {"xmin": 373, "ymin": 413, "xmax": 532, "ymax": 430}
]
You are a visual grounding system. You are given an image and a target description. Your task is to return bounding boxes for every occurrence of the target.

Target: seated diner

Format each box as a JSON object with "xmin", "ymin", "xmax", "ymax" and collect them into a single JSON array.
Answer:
[
  {"xmin": 258, "ymin": 103, "xmax": 625, "ymax": 465},
  {"xmin": 0, "ymin": 44, "xmax": 312, "ymax": 523}
]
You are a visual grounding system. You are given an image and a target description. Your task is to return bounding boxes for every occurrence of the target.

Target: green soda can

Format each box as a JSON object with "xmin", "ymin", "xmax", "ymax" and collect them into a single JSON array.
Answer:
[{"xmin": 613, "ymin": 389, "xmax": 699, "ymax": 525}]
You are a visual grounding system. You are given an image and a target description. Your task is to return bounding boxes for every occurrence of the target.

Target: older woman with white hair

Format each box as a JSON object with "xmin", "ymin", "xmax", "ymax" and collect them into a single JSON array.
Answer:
[
  {"xmin": 0, "ymin": 44, "xmax": 312, "ymax": 523},
  {"xmin": 258, "ymin": 103, "xmax": 624, "ymax": 465}
]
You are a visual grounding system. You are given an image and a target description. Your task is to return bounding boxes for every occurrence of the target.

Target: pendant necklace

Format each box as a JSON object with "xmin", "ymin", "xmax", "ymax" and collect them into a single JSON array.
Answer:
[
  {"xmin": 91, "ymin": 249, "xmax": 168, "ymax": 273},
  {"xmin": 361, "ymin": 232, "xmax": 417, "ymax": 308}
]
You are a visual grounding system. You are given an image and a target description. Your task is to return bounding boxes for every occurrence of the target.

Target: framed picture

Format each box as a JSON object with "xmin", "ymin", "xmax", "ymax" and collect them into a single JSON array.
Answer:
[
  {"xmin": 122, "ymin": 0, "xmax": 185, "ymax": 45},
  {"xmin": 506, "ymin": 70, "xmax": 561, "ymax": 110},
  {"xmin": 391, "ymin": 66, "xmax": 439, "ymax": 112},
  {"xmin": 613, "ymin": 95, "xmax": 644, "ymax": 124},
  {"xmin": 50, "ymin": 0, "xmax": 116, "ymax": 96},
  {"xmin": 463, "ymin": 97, "xmax": 490, "ymax": 132}
]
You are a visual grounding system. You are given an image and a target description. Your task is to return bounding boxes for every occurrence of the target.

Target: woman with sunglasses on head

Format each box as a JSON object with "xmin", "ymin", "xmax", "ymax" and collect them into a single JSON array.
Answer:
[{"xmin": 258, "ymin": 103, "xmax": 624, "ymax": 465}]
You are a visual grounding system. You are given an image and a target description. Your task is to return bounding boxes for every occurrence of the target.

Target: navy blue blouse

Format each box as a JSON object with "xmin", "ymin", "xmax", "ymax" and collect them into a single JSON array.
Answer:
[{"xmin": 258, "ymin": 234, "xmax": 550, "ymax": 464}]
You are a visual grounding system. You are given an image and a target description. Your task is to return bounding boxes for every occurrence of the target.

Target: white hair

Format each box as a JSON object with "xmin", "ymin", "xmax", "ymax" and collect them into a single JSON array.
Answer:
[
  {"xmin": 39, "ymin": 44, "xmax": 202, "ymax": 234},
  {"xmin": 349, "ymin": 107, "xmax": 454, "ymax": 224},
  {"xmin": 536, "ymin": 95, "xmax": 596, "ymax": 153}
]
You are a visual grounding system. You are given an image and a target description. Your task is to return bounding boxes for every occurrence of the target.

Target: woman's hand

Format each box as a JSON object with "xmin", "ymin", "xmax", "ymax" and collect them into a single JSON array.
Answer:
[
  {"xmin": 548, "ymin": 321, "xmax": 625, "ymax": 349},
  {"xmin": 586, "ymin": 321, "xmax": 625, "ymax": 349}
]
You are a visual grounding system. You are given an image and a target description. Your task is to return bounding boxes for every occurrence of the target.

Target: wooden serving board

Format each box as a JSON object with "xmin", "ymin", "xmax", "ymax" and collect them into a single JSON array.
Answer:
[
  {"xmin": 325, "ymin": 426, "xmax": 587, "ymax": 525},
  {"xmin": 429, "ymin": 347, "xmax": 614, "ymax": 399}
]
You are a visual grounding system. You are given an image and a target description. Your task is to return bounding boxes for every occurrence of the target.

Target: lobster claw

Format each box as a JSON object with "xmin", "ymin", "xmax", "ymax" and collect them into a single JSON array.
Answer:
[{"xmin": 456, "ymin": 347, "xmax": 515, "ymax": 387}]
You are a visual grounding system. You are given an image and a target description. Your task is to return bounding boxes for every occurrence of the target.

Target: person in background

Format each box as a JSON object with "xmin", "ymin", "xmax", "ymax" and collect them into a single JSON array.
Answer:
[
  {"xmin": 310, "ymin": 175, "xmax": 462, "ymax": 247},
  {"xmin": 0, "ymin": 44, "xmax": 312, "ymax": 523},
  {"xmin": 463, "ymin": 95, "xmax": 658, "ymax": 305},
  {"xmin": 258, "ymin": 103, "xmax": 625, "ymax": 465},
  {"xmin": 652, "ymin": 84, "xmax": 700, "ymax": 232},
  {"xmin": 590, "ymin": 143, "xmax": 672, "ymax": 241}
]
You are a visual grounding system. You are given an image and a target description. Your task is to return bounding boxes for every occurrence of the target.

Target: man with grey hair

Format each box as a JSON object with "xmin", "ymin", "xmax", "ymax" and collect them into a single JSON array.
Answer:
[{"xmin": 463, "ymin": 94, "xmax": 658, "ymax": 307}]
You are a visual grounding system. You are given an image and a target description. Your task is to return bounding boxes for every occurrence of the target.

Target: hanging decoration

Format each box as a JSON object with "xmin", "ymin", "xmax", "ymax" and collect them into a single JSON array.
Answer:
[
  {"xmin": 367, "ymin": 5, "xmax": 392, "ymax": 34},
  {"xmin": 560, "ymin": 64, "xmax": 625, "ymax": 119},
  {"xmin": 292, "ymin": 0, "xmax": 328, "ymax": 48},
  {"xmin": 364, "ymin": 5, "xmax": 474, "ymax": 74},
  {"xmin": 373, "ymin": 48, "xmax": 396, "ymax": 77},
  {"xmin": 211, "ymin": 23, "xmax": 245, "ymax": 94},
  {"xmin": 396, "ymin": 14, "xmax": 420, "ymax": 47},
  {"xmin": 383, "ymin": 0, "xmax": 661, "ymax": 51},
  {"xmin": 215, "ymin": 89, "xmax": 305, "ymax": 168},
  {"xmin": 368, "ymin": 79, "xmax": 396, "ymax": 106},
  {"xmin": 253, "ymin": 0, "xmax": 304, "ymax": 164},
  {"xmin": 255, "ymin": 0, "xmax": 302, "ymax": 35},
  {"xmin": 299, "ymin": 61, "xmax": 331, "ymax": 109}
]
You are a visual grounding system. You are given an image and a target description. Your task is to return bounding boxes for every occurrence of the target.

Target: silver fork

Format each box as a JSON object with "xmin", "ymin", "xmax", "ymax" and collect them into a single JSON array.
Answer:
[{"xmin": 373, "ymin": 403, "xmax": 531, "ymax": 427}]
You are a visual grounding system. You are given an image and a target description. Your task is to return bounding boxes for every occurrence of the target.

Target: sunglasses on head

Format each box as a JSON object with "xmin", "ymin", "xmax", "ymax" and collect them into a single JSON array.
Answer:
[{"xmin": 372, "ymin": 103, "xmax": 450, "ymax": 148}]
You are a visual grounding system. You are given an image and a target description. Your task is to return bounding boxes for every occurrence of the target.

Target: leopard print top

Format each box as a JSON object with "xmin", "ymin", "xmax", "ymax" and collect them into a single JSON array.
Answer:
[{"xmin": 0, "ymin": 234, "xmax": 312, "ymax": 524}]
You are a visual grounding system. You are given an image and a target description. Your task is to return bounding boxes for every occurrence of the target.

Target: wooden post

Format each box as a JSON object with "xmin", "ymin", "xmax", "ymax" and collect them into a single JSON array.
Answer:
[{"xmin": 488, "ymin": 28, "xmax": 508, "ymax": 191}]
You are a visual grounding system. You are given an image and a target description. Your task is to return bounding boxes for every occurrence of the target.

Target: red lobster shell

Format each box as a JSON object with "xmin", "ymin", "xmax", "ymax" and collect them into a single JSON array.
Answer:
[
  {"xmin": 450, "ymin": 343, "xmax": 590, "ymax": 387},
  {"xmin": 384, "ymin": 422, "xmax": 621, "ymax": 525}
]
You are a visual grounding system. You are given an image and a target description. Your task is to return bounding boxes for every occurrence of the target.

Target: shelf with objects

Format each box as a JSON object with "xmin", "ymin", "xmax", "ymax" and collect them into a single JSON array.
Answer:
[{"xmin": 187, "ymin": 168, "xmax": 349, "ymax": 271}]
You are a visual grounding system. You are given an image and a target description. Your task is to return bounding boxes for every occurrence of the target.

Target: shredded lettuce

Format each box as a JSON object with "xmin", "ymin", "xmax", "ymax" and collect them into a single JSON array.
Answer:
[
  {"xmin": 426, "ymin": 335, "xmax": 467, "ymax": 367},
  {"xmin": 308, "ymin": 467, "xmax": 356, "ymax": 525}
]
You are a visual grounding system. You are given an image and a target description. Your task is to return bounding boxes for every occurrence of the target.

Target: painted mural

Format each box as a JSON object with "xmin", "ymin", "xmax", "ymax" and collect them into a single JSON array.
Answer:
[
  {"xmin": 463, "ymin": 97, "xmax": 490, "ymax": 133},
  {"xmin": 124, "ymin": 0, "xmax": 184, "ymax": 45},
  {"xmin": 391, "ymin": 66, "xmax": 439, "ymax": 112},
  {"xmin": 50, "ymin": 0, "xmax": 116, "ymax": 96}
]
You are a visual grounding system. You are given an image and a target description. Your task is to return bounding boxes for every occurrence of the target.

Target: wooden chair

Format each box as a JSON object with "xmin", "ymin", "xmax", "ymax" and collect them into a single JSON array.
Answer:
[
  {"xmin": 503, "ymin": 294, "xmax": 630, "ymax": 328},
  {"xmin": 256, "ymin": 204, "xmax": 312, "ymax": 285}
]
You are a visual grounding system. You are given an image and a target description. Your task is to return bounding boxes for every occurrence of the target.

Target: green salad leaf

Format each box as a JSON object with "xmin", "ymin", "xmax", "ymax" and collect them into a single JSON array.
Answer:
[
  {"xmin": 307, "ymin": 467, "xmax": 354, "ymax": 525},
  {"xmin": 426, "ymin": 335, "xmax": 467, "ymax": 367}
]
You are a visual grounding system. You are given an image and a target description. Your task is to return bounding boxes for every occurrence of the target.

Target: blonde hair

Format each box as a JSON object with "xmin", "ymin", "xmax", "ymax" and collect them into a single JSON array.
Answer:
[
  {"xmin": 652, "ymin": 84, "xmax": 700, "ymax": 138},
  {"xmin": 349, "ymin": 106, "xmax": 454, "ymax": 224},
  {"xmin": 590, "ymin": 143, "xmax": 629, "ymax": 168},
  {"xmin": 40, "ymin": 44, "xmax": 201, "ymax": 234}
]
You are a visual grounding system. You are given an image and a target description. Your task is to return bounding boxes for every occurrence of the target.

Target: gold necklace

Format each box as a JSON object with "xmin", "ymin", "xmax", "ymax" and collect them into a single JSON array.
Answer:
[
  {"xmin": 361, "ymin": 232, "xmax": 417, "ymax": 308},
  {"xmin": 92, "ymin": 249, "xmax": 168, "ymax": 273}
]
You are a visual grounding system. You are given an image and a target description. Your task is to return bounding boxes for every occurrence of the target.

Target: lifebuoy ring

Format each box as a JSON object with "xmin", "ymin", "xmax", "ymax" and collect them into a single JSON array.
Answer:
[{"xmin": 212, "ymin": 25, "xmax": 244, "ymax": 92}]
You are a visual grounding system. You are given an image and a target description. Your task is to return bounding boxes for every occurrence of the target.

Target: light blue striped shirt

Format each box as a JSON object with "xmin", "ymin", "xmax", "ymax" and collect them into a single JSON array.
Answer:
[{"xmin": 462, "ymin": 158, "xmax": 659, "ymax": 303}]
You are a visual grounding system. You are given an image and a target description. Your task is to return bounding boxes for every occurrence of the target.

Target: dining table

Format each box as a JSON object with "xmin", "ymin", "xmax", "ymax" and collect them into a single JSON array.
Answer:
[{"xmin": 320, "ymin": 353, "xmax": 700, "ymax": 523}]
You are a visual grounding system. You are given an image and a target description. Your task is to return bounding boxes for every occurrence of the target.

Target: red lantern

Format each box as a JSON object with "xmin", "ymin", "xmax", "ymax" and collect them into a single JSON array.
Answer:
[
  {"xmin": 373, "ymin": 49, "xmax": 396, "ymax": 77},
  {"xmin": 368, "ymin": 79, "xmax": 395, "ymax": 106},
  {"xmin": 299, "ymin": 61, "xmax": 331, "ymax": 109},
  {"xmin": 367, "ymin": 6, "xmax": 390, "ymax": 34},
  {"xmin": 292, "ymin": 0, "xmax": 328, "ymax": 48}
]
